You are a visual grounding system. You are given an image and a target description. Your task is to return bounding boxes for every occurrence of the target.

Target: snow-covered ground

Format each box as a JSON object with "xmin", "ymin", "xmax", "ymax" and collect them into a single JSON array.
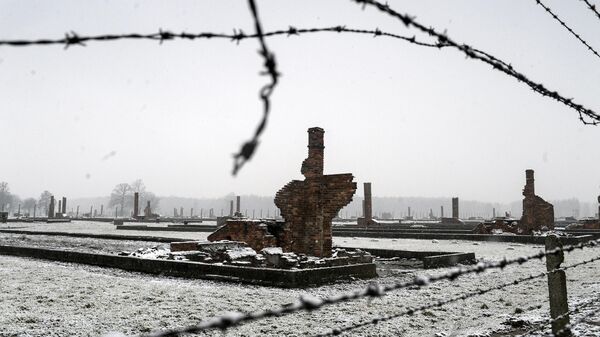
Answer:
[{"xmin": 1, "ymin": 221, "xmax": 599, "ymax": 337}]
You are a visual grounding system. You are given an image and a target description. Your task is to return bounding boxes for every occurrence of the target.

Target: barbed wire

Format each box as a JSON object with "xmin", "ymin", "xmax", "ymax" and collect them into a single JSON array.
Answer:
[
  {"xmin": 549, "ymin": 302, "xmax": 600, "ymax": 336},
  {"xmin": 231, "ymin": 0, "xmax": 279, "ymax": 176},
  {"xmin": 353, "ymin": 0, "xmax": 600, "ymax": 126},
  {"xmin": 534, "ymin": 0, "xmax": 600, "ymax": 60},
  {"xmin": 315, "ymin": 253, "xmax": 600, "ymax": 336},
  {"xmin": 519, "ymin": 293, "xmax": 600, "ymax": 336},
  {"xmin": 136, "ymin": 238, "xmax": 600, "ymax": 337},
  {"xmin": 581, "ymin": 0, "xmax": 600, "ymax": 21},
  {"xmin": 0, "ymin": 26, "xmax": 445, "ymax": 48}
]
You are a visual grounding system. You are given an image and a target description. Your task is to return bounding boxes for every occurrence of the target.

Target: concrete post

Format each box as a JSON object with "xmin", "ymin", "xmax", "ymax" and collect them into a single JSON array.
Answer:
[
  {"xmin": 452, "ymin": 197, "xmax": 459, "ymax": 219},
  {"xmin": 364, "ymin": 182, "xmax": 372, "ymax": 222},
  {"xmin": 133, "ymin": 192, "xmax": 139, "ymax": 218},
  {"xmin": 62, "ymin": 197, "xmax": 67, "ymax": 214},
  {"xmin": 545, "ymin": 235, "xmax": 571, "ymax": 337},
  {"xmin": 48, "ymin": 196, "xmax": 55, "ymax": 218}
]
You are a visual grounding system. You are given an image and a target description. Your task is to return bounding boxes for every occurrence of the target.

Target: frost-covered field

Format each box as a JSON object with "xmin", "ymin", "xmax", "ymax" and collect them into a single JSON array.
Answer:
[{"xmin": 1, "ymin": 221, "xmax": 599, "ymax": 337}]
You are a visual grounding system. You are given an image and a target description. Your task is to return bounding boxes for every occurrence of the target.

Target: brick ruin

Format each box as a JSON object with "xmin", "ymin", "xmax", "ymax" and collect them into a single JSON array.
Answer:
[
  {"xmin": 520, "ymin": 169, "xmax": 554, "ymax": 232},
  {"xmin": 475, "ymin": 169, "xmax": 554, "ymax": 234},
  {"xmin": 358, "ymin": 182, "xmax": 379, "ymax": 226},
  {"xmin": 209, "ymin": 127, "xmax": 357, "ymax": 257},
  {"xmin": 441, "ymin": 197, "xmax": 462, "ymax": 224}
]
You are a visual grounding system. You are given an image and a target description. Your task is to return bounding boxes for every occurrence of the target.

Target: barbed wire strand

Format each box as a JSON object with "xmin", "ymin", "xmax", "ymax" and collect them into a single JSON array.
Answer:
[
  {"xmin": 352, "ymin": 0, "xmax": 600, "ymax": 126},
  {"xmin": 136, "ymin": 238, "xmax": 600, "ymax": 337},
  {"xmin": 0, "ymin": 27, "xmax": 445, "ymax": 49},
  {"xmin": 231, "ymin": 0, "xmax": 280, "ymax": 176},
  {"xmin": 549, "ymin": 303, "xmax": 600, "ymax": 337},
  {"xmin": 315, "ymin": 253, "xmax": 600, "ymax": 336},
  {"xmin": 534, "ymin": 0, "xmax": 600, "ymax": 60},
  {"xmin": 581, "ymin": 0, "xmax": 600, "ymax": 21},
  {"xmin": 519, "ymin": 293, "xmax": 600, "ymax": 336}
]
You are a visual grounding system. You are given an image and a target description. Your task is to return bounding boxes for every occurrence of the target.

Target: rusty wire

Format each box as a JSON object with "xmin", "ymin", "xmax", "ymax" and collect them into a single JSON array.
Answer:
[
  {"xmin": 315, "ymin": 252, "xmax": 600, "ymax": 336},
  {"xmin": 134, "ymin": 238, "xmax": 600, "ymax": 337},
  {"xmin": 353, "ymin": 0, "xmax": 600, "ymax": 125},
  {"xmin": 534, "ymin": 0, "xmax": 600, "ymax": 60}
]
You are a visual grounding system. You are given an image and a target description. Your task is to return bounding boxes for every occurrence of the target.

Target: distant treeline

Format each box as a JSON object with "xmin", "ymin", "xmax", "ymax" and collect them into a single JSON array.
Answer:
[{"xmin": 67, "ymin": 194, "xmax": 597, "ymax": 219}]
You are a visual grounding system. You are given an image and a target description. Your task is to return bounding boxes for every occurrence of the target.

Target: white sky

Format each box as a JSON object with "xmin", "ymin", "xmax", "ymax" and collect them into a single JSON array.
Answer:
[{"xmin": 1, "ymin": 0, "xmax": 599, "ymax": 203}]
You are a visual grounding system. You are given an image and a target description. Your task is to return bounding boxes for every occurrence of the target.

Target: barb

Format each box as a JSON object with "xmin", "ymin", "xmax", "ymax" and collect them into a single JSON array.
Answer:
[
  {"xmin": 232, "ymin": 0, "xmax": 277, "ymax": 176},
  {"xmin": 316, "ymin": 253, "xmax": 600, "ymax": 336},
  {"xmin": 136, "ymin": 238, "xmax": 600, "ymax": 337},
  {"xmin": 581, "ymin": 0, "xmax": 600, "ymax": 21},
  {"xmin": 353, "ymin": 0, "xmax": 600, "ymax": 125},
  {"xmin": 534, "ymin": 0, "xmax": 600, "ymax": 60}
]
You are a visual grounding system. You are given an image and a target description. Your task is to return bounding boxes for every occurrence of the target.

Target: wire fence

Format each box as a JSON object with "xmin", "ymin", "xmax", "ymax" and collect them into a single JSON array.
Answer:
[
  {"xmin": 581, "ymin": 0, "xmax": 600, "ymax": 21},
  {"xmin": 1, "ymin": 0, "xmax": 599, "ymax": 174},
  {"xmin": 534, "ymin": 0, "xmax": 600, "ymax": 60},
  {"xmin": 131, "ymin": 237, "xmax": 600, "ymax": 337}
]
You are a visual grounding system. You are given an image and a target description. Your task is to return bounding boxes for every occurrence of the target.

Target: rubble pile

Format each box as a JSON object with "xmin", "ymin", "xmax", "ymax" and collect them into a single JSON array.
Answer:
[{"xmin": 122, "ymin": 241, "xmax": 373, "ymax": 270}]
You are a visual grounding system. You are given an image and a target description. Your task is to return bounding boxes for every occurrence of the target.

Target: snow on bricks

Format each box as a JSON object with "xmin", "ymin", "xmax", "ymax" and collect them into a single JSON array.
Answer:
[{"xmin": 209, "ymin": 127, "xmax": 357, "ymax": 257}]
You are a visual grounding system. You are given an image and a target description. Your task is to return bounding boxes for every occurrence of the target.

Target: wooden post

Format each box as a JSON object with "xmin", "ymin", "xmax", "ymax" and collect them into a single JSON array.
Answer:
[{"xmin": 545, "ymin": 234, "xmax": 571, "ymax": 336}]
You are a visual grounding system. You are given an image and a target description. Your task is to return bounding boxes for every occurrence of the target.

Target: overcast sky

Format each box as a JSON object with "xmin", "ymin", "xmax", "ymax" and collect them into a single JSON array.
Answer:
[{"xmin": 1, "ymin": 0, "xmax": 599, "ymax": 203}]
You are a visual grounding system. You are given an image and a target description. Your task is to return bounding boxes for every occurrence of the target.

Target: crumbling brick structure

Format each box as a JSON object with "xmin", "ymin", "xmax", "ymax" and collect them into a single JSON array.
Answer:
[
  {"xmin": 475, "ymin": 169, "xmax": 554, "ymax": 235},
  {"xmin": 520, "ymin": 169, "xmax": 554, "ymax": 232},
  {"xmin": 274, "ymin": 127, "xmax": 356, "ymax": 257},
  {"xmin": 207, "ymin": 219, "xmax": 279, "ymax": 252},
  {"xmin": 209, "ymin": 127, "xmax": 356, "ymax": 257}
]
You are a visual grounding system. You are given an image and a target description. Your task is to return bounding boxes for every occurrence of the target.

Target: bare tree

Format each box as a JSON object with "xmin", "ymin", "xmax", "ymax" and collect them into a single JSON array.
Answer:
[
  {"xmin": 109, "ymin": 183, "xmax": 132, "ymax": 216},
  {"xmin": 0, "ymin": 182, "xmax": 11, "ymax": 212},
  {"xmin": 23, "ymin": 198, "xmax": 36, "ymax": 215},
  {"xmin": 38, "ymin": 191, "xmax": 53, "ymax": 214}
]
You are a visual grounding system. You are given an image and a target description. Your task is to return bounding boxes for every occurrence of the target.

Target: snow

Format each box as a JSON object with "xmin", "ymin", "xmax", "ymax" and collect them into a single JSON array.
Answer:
[{"xmin": 1, "ymin": 221, "xmax": 600, "ymax": 336}]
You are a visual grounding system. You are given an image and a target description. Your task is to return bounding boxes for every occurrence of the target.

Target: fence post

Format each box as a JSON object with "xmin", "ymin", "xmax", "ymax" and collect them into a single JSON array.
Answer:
[{"xmin": 545, "ymin": 234, "xmax": 571, "ymax": 336}]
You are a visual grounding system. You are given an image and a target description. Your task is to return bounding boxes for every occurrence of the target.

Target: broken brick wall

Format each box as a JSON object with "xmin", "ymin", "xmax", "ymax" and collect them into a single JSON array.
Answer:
[{"xmin": 207, "ymin": 219, "xmax": 278, "ymax": 252}]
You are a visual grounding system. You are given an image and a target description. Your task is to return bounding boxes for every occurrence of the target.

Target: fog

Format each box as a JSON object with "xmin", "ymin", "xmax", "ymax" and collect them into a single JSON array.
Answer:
[{"xmin": 1, "ymin": 0, "xmax": 599, "ymax": 205}]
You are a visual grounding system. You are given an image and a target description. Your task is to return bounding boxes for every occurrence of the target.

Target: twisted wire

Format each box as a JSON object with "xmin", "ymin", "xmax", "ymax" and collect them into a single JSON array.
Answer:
[
  {"xmin": 316, "ymin": 253, "xmax": 600, "ymax": 336},
  {"xmin": 353, "ymin": 0, "xmax": 600, "ymax": 125},
  {"xmin": 137, "ymin": 238, "xmax": 600, "ymax": 337},
  {"xmin": 231, "ymin": 0, "xmax": 279, "ymax": 175},
  {"xmin": 534, "ymin": 0, "xmax": 600, "ymax": 60},
  {"xmin": 581, "ymin": 0, "xmax": 600, "ymax": 21}
]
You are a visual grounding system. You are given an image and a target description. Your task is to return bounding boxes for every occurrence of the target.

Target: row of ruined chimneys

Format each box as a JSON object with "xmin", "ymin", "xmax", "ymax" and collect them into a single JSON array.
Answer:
[
  {"xmin": 47, "ymin": 195, "xmax": 67, "ymax": 218},
  {"xmin": 361, "ymin": 182, "xmax": 460, "ymax": 220}
]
